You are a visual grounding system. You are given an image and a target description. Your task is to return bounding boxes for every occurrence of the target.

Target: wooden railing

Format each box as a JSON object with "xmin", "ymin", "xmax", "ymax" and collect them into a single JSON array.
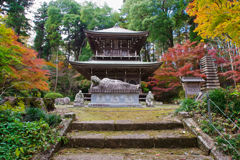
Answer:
[{"xmin": 96, "ymin": 50, "xmax": 137, "ymax": 57}]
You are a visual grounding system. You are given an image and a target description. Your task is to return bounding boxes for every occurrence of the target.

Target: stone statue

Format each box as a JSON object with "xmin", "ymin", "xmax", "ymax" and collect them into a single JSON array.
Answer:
[
  {"xmin": 90, "ymin": 75, "xmax": 139, "ymax": 90},
  {"xmin": 146, "ymin": 91, "xmax": 154, "ymax": 107},
  {"xmin": 55, "ymin": 97, "xmax": 70, "ymax": 105},
  {"xmin": 73, "ymin": 90, "xmax": 84, "ymax": 107}
]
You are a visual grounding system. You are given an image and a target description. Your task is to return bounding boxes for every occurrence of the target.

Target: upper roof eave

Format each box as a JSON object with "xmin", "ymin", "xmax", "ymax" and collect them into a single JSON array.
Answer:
[{"xmin": 83, "ymin": 29, "xmax": 149, "ymax": 36}]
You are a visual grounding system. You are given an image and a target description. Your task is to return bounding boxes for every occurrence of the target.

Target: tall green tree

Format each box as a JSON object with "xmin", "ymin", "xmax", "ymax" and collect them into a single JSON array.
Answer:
[
  {"xmin": 47, "ymin": 0, "xmax": 119, "ymax": 61},
  {"xmin": 80, "ymin": 2, "xmax": 120, "ymax": 30},
  {"xmin": 34, "ymin": 2, "xmax": 49, "ymax": 59},
  {"xmin": 122, "ymin": 0, "xmax": 189, "ymax": 50},
  {"xmin": 45, "ymin": 6, "xmax": 62, "ymax": 92},
  {"xmin": 3, "ymin": 0, "xmax": 34, "ymax": 38}
]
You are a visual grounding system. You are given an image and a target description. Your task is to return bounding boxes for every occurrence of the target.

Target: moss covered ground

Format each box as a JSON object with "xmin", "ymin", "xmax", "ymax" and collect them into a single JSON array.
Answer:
[
  {"xmin": 54, "ymin": 104, "xmax": 179, "ymax": 122},
  {"xmin": 67, "ymin": 129, "xmax": 196, "ymax": 138}
]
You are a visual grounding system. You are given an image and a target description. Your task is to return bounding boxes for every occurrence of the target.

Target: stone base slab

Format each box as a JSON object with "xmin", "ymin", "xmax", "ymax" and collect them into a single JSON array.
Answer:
[
  {"xmin": 88, "ymin": 103, "xmax": 142, "ymax": 107},
  {"xmin": 146, "ymin": 105, "xmax": 155, "ymax": 107},
  {"xmin": 73, "ymin": 101, "xmax": 84, "ymax": 107}
]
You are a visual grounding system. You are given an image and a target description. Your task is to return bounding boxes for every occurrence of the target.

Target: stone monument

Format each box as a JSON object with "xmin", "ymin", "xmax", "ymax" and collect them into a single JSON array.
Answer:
[
  {"xmin": 146, "ymin": 91, "xmax": 154, "ymax": 107},
  {"xmin": 88, "ymin": 76, "xmax": 142, "ymax": 107},
  {"xmin": 73, "ymin": 90, "xmax": 84, "ymax": 107},
  {"xmin": 55, "ymin": 97, "xmax": 70, "ymax": 105}
]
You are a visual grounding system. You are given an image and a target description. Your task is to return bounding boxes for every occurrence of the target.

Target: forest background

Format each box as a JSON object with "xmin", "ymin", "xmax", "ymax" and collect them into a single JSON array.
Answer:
[{"xmin": 0, "ymin": 0, "xmax": 239, "ymax": 102}]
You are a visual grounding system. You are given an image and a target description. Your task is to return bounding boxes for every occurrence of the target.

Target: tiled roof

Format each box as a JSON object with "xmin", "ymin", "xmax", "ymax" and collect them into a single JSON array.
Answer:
[
  {"xmin": 84, "ymin": 26, "xmax": 149, "ymax": 35},
  {"xmin": 180, "ymin": 77, "xmax": 205, "ymax": 82}
]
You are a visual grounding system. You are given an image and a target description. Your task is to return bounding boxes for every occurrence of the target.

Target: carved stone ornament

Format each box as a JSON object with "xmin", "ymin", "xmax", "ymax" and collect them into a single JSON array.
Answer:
[
  {"xmin": 110, "ymin": 94, "xmax": 119, "ymax": 103},
  {"xmin": 146, "ymin": 91, "xmax": 154, "ymax": 107},
  {"xmin": 125, "ymin": 94, "xmax": 133, "ymax": 103},
  {"xmin": 96, "ymin": 94, "xmax": 105, "ymax": 103}
]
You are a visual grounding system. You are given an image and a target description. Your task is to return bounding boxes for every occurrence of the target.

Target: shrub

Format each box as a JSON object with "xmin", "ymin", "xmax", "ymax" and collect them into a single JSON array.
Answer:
[
  {"xmin": 216, "ymin": 134, "xmax": 240, "ymax": 159},
  {"xmin": 206, "ymin": 88, "xmax": 240, "ymax": 120},
  {"xmin": 207, "ymin": 88, "xmax": 228, "ymax": 113},
  {"xmin": 25, "ymin": 107, "xmax": 46, "ymax": 122},
  {"xmin": 0, "ymin": 109, "xmax": 22, "ymax": 122},
  {"xmin": 141, "ymin": 81, "xmax": 149, "ymax": 93},
  {"xmin": 44, "ymin": 92, "xmax": 63, "ymax": 99},
  {"xmin": 0, "ymin": 100, "xmax": 25, "ymax": 112},
  {"xmin": 47, "ymin": 113, "xmax": 62, "ymax": 127},
  {"xmin": 25, "ymin": 108, "xmax": 61, "ymax": 127},
  {"xmin": 175, "ymin": 98, "xmax": 197, "ymax": 113},
  {"xmin": 0, "ymin": 109, "xmax": 60, "ymax": 160},
  {"xmin": 1, "ymin": 97, "xmax": 55, "ymax": 111},
  {"xmin": 178, "ymin": 90, "xmax": 185, "ymax": 99}
]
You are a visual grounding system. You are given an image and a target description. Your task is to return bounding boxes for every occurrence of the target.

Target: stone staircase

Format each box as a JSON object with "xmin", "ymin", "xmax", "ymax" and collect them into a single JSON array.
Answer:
[{"xmin": 53, "ymin": 119, "xmax": 214, "ymax": 160}]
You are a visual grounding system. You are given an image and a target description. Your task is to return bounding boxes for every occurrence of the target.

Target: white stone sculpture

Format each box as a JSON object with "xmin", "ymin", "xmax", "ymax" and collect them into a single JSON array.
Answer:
[
  {"xmin": 90, "ymin": 75, "xmax": 139, "ymax": 90},
  {"xmin": 146, "ymin": 91, "xmax": 154, "ymax": 107},
  {"xmin": 88, "ymin": 75, "xmax": 142, "ymax": 107},
  {"xmin": 73, "ymin": 90, "xmax": 84, "ymax": 107}
]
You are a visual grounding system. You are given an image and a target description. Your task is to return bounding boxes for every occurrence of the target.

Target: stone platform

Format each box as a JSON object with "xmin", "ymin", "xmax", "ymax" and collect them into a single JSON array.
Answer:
[{"xmin": 88, "ymin": 93, "xmax": 142, "ymax": 107}]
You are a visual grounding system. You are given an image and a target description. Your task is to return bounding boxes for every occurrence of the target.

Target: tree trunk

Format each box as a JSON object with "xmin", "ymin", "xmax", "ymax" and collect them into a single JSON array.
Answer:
[
  {"xmin": 152, "ymin": 41, "xmax": 155, "ymax": 62},
  {"xmin": 54, "ymin": 48, "xmax": 59, "ymax": 92},
  {"xmin": 168, "ymin": 26, "xmax": 174, "ymax": 48},
  {"xmin": 227, "ymin": 42, "xmax": 236, "ymax": 88}
]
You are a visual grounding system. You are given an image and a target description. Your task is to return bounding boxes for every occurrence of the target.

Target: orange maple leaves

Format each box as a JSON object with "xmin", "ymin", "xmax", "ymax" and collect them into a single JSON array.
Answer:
[{"xmin": 0, "ymin": 23, "xmax": 49, "ymax": 91}]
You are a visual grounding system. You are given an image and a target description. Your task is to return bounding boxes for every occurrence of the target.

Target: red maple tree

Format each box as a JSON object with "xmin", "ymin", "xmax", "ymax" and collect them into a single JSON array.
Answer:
[{"xmin": 147, "ymin": 41, "xmax": 217, "ymax": 98}]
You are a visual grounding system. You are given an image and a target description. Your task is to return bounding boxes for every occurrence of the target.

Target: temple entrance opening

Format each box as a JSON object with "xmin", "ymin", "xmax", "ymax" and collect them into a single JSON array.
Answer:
[{"xmin": 129, "ymin": 79, "xmax": 137, "ymax": 85}]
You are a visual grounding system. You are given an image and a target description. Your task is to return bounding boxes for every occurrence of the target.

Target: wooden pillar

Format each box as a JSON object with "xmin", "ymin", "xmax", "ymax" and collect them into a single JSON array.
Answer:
[
  {"xmin": 120, "ymin": 40, "xmax": 122, "ymax": 56},
  {"xmin": 124, "ymin": 70, "xmax": 127, "ymax": 82},
  {"xmin": 111, "ymin": 40, "xmax": 112, "ymax": 57},
  {"xmin": 185, "ymin": 90, "xmax": 188, "ymax": 99},
  {"xmin": 139, "ymin": 69, "xmax": 141, "ymax": 85},
  {"xmin": 103, "ymin": 40, "xmax": 105, "ymax": 55},
  {"xmin": 128, "ymin": 40, "xmax": 129, "ymax": 56}
]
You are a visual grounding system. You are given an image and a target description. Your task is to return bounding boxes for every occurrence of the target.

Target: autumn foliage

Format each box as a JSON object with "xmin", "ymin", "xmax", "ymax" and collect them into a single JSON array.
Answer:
[
  {"xmin": 187, "ymin": 0, "xmax": 240, "ymax": 46},
  {"xmin": 147, "ymin": 41, "xmax": 217, "ymax": 97},
  {"xmin": 219, "ymin": 52, "xmax": 240, "ymax": 83},
  {"xmin": 0, "ymin": 23, "xmax": 49, "ymax": 95}
]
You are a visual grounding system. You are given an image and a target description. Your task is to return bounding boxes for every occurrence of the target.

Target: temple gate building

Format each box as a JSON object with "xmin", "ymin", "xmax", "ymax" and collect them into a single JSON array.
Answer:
[{"xmin": 70, "ymin": 25, "xmax": 162, "ymax": 85}]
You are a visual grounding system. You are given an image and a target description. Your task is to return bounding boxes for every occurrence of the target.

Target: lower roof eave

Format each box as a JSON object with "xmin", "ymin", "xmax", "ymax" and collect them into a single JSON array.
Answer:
[
  {"xmin": 69, "ymin": 61, "xmax": 163, "ymax": 68},
  {"xmin": 70, "ymin": 61, "xmax": 162, "ymax": 80}
]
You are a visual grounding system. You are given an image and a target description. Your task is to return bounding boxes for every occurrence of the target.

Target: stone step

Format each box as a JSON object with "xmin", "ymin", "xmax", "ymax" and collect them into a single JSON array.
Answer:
[
  {"xmin": 53, "ymin": 148, "xmax": 213, "ymax": 160},
  {"xmin": 64, "ymin": 129, "xmax": 197, "ymax": 148},
  {"xmin": 71, "ymin": 120, "xmax": 183, "ymax": 131}
]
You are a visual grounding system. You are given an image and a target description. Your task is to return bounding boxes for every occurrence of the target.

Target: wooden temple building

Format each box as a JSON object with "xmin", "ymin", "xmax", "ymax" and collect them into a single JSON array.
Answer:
[{"xmin": 70, "ymin": 25, "xmax": 162, "ymax": 85}]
